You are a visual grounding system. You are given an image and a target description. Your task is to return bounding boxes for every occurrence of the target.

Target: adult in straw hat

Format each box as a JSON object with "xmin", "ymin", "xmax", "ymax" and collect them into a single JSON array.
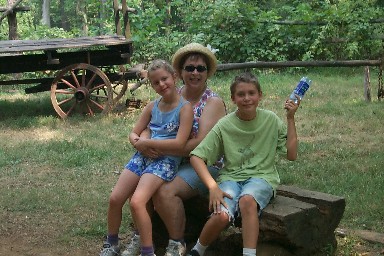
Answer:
[
  {"xmin": 154, "ymin": 43, "xmax": 226, "ymax": 256},
  {"xmin": 123, "ymin": 43, "xmax": 225, "ymax": 256}
]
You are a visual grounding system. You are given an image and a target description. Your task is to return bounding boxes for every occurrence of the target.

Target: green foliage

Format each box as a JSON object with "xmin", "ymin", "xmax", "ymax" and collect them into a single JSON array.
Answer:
[{"xmin": 0, "ymin": 0, "xmax": 383, "ymax": 63}]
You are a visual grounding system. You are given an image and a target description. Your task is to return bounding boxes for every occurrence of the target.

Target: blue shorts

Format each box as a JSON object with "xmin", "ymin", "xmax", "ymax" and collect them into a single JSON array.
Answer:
[
  {"xmin": 218, "ymin": 178, "xmax": 273, "ymax": 221},
  {"xmin": 125, "ymin": 152, "xmax": 181, "ymax": 181},
  {"xmin": 177, "ymin": 162, "xmax": 220, "ymax": 195}
]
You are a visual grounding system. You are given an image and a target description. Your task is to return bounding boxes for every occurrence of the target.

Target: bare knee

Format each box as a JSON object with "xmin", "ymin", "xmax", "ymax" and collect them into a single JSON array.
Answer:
[
  {"xmin": 239, "ymin": 195, "xmax": 258, "ymax": 216},
  {"xmin": 153, "ymin": 177, "xmax": 194, "ymax": 207},
  {"xmin": 153, "ymin": 182, "xmax": 173, "ymax": 205},
  {"xmin": 109, "ymin": 192, "xmax": 126, "ymax": 209},
  {"xmin": 129, "ymin": 195, "xmax": 146, "ymax": 214},
  {"xmin": 211, "ymin": 211, "xmax": 231, "ymax": 227}
]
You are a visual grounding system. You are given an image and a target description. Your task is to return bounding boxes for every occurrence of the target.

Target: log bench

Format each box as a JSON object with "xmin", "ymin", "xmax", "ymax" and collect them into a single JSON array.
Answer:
[{"xmin": 152, "ymin": 185, "xmax": 346, "ymax": 256}]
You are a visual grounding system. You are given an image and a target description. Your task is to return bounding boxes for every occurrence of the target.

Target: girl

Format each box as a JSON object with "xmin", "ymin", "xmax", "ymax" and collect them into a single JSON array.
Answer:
[{"xmin": 100, "ymin": 59, "xmax": 194, "ymax": 256}]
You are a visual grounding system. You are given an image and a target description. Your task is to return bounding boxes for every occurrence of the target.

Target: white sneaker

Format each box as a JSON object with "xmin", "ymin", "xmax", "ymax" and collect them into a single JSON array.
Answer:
[
  {"xmin": 121, "ymin": 234, "xmax": 141, "ymax": 256},
  {"xmin": 164, "ymin": 240, "xmax": 186, "ymax": 256}
]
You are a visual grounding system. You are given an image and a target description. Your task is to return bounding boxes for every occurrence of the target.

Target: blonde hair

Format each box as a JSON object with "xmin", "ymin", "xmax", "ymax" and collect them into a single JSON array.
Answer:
[{"xmin": 147, "ymin": 59, "xmax": 175, "ymax": 76}]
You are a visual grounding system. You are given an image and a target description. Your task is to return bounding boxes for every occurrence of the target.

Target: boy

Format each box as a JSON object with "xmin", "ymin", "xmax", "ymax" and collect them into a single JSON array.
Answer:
[{"xmin": 188, "ymin": 72, "xmax": 299, "ymax": 256}]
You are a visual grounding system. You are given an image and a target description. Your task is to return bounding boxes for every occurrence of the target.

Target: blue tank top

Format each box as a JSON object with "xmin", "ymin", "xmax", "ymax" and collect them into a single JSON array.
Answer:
[{"xmin": 149, "ymin": 96, "xmax": 189, "ymax": 140}]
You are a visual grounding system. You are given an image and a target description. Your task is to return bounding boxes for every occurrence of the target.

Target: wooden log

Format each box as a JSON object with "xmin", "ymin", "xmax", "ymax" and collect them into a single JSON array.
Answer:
[
  {"xmin": 216, "ymin": 60, "xmax": 382, "ymax": 71},
  {"xmin": 151, "ymin": 185, "xmax": 346, "ymax": 256},
  {"xmin": 364, "ymin": 66, "xmax": 372, "ymax": 102}
]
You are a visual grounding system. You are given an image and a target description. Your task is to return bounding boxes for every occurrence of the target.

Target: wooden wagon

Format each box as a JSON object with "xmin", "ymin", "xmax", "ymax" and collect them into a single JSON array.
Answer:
[{"xmin": 0, "ymin": 1, "xmax": 142, "ymax": 118}]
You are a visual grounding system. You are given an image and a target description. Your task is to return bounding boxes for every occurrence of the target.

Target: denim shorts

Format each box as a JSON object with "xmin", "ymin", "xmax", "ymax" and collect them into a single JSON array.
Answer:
[
  {"xmin": 125, "ymin": 152, "xmax": 181, "ymax": 182},
  {"xmin": 218, "ymin": 178, "xmax": 274, "ymax": 221},
  {"xmin": 177, "ymin": 162, "xmax": 220, "ymax": 195}
]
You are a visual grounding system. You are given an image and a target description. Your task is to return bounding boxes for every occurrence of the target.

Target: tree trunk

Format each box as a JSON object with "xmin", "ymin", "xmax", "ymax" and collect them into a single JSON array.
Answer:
[
  {"xmin": 76, "ymin": 0, "xmax": 88, "ymax": 35},
  {"xmin": 59, "ymin": 0, "xmax": 69, "ymax": 31},
  {"xmin": 42, "ymin": 0, "xmax": 50, "ymax": 27},
  {"xmin": 7, "ymin": 0, "xmax": 18, "ymax": 40}
]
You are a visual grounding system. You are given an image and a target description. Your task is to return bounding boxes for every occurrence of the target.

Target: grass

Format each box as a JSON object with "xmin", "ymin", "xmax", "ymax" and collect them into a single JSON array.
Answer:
[{"xmin": 1, "ymin": 67, "xmax": 383, "ymax": 255}]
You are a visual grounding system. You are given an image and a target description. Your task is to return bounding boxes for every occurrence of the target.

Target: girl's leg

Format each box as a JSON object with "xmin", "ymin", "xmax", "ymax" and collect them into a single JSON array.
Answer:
[
  {"xmin": 107, "ymin": 168, "xmax": 140, "ymax": 236},
  {"xmin": 130, "ymin": 173, "xmax": 165, "ymax": 247}
]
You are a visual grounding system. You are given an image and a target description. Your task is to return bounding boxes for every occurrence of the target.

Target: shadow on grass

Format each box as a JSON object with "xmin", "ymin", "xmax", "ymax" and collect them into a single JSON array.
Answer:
[{"xmin": 0, "ymin": 95, "xmax": 57, "ymax": 119}]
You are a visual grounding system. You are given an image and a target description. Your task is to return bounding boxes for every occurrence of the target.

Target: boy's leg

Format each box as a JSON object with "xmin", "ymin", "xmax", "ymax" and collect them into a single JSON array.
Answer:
[
  {"xmin": 238, "ymin": 195, "xmax": 259, "ymax": 249},
  {"xmin": 238, "ymin": 178, "xmax": 274, "ymax": 255},
  {"xmin": 189, "ymin": 180, "xmax": 239, "ymax": 256}
]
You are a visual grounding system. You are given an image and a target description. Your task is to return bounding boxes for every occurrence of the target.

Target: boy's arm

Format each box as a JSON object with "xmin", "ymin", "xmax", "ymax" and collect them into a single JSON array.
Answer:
[
  {"xmin": 190, "ymin": 155, "xmax": 231, "ymax": 213},
  {"xmin": 284, "ymin": 98, "xmax": 299, "ymax": 160}
]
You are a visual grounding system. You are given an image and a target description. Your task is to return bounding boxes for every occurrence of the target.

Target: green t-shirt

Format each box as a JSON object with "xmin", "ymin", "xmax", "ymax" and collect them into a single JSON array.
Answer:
[{"xmin": 190, "ymin": 108, "xmax": 287, "ymax": 191}]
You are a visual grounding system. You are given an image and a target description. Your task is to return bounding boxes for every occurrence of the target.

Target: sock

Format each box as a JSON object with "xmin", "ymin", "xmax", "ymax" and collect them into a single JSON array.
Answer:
[
  {"xmin": 192, "ymin": 239, "xmax": 208, "ymax": 255},
  {"xmin": 243, "ymin": 248, "xmax": 256, "ymax": 256},
  {"xmin": 141, "ymin": 245, "xmax": 154, "ymax": 256},
  {"xmin": 106, "ymin": 234, "xmax": 119, "ymax": 245}
]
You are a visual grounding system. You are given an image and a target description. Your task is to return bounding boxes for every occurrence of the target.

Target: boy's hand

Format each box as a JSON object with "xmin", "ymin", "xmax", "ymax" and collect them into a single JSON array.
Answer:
[
  {"xmin": 285, "ymin": 95, "xmax": 300, "ymax": 119},
  {"xmin": 208, "ymin": 185, "xmax": 232, "ymax": 214}
]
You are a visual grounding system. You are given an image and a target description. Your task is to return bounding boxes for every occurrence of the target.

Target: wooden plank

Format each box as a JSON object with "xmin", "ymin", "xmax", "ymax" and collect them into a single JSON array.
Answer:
[
  {"xmin": 0, "ymin": 48, "xmax": 131, "ymax": 75},
  {"xmin": 0, "ymin": 35, "xmax": 132, "ymax": 54}
]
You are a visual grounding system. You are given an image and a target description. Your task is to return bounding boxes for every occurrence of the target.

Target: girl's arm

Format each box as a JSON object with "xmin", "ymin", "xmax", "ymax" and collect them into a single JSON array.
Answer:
[
  {"xmin": 135, "ymin": 102, "xmax": 194, "ymax": 152},
  {"xmin": 129, "ymin": 102, "xmax": 154, "ymax": 146}
]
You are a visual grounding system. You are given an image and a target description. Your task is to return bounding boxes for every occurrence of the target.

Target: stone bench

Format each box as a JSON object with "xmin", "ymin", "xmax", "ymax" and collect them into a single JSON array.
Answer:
[{"xmin": 152, "ymin": 185, "xmax": 346, "ymax": 256}]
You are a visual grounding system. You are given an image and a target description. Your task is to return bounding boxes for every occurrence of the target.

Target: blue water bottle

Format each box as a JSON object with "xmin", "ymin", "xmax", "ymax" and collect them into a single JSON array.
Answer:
[{"xmin": 289, "ymin": 77, "xmax": 312, "ymax": 104}]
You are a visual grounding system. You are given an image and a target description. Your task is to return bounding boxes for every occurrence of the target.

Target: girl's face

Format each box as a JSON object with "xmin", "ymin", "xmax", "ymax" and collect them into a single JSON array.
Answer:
[
  {"xmin": 148, "ymin": 68, "xmax": 176, "ymax": 96},
  {"xmin": 181, "ymin": 56, "xmax": 208, "ymax": 89},
  {"xmin": 231, "ymin": 82, "xmax": 262, "ymax": 113}
]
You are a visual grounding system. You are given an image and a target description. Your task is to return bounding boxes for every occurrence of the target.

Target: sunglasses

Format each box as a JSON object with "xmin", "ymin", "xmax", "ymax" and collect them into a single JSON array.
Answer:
[{"xmin": 183, "ymin": 65, "xmax": 207, "ymax": 73}]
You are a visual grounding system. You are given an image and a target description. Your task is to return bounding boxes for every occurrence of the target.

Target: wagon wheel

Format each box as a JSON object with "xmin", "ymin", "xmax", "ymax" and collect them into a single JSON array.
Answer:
[
  {"xmin": 111, "ymin": 76, "xmax": 128, "ymax": 104},
  {"xmin": 50, "ymin": 63, "xmax": 113, "ymax": 119}
]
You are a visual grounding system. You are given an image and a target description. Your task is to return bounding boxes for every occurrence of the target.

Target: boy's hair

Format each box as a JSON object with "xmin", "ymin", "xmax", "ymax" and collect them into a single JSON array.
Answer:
[
  {"xmin": 147, "ymin": 59, "xmax": 175, "ymax": 76},
  {"xmin": 230, "ymin": 72, "xmax": 262, "ymax": 96}
]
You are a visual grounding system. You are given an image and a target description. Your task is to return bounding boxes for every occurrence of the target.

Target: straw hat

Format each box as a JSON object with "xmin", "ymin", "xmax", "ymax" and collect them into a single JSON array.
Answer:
[{"xmin": 172, "ymin": 43, "xmax": 217, "ymax": 78}]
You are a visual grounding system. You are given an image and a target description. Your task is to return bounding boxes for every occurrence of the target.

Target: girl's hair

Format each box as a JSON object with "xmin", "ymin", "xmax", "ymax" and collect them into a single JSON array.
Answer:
[
  {"xmin": 147, "ymin": 59, "xmax": 175, "ymax": 75},
  {"xmin": 230, "ymin": 72, "xmax": 262, "ymax": 96}
]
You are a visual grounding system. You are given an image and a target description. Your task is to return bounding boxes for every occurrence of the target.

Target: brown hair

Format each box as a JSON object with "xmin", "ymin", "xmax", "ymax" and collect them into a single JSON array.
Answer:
[{"xmin": 230, "ymin": 72, "xmax": 262, "ymax": 96}]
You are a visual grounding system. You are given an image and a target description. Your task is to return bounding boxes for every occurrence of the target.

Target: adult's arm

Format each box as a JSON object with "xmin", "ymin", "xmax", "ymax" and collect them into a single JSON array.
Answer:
[{"xmin": 162, "ymin": 97, "xmax": 226, "ymax": 156}]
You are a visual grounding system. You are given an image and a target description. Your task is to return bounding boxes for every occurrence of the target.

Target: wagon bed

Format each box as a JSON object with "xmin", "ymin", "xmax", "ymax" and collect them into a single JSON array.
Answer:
[
  {"xmin": 0, "ymin": 35, "xmax": 133, "ymax": 79},
  {"xmin": 0, "ymin": 35, "xmax": 139, "ymax": 118}
]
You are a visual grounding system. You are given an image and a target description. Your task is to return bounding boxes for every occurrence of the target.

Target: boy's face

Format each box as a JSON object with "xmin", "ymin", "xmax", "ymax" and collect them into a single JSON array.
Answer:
[{"xmin": 231, "ymin": 82, "xmax": 262, "ymax": 113}]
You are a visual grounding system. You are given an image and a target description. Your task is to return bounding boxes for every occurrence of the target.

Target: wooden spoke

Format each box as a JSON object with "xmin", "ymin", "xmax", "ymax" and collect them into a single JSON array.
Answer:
[{"xmin": 51, "ymin": 63, "xmax": 113, "ymax": 119}]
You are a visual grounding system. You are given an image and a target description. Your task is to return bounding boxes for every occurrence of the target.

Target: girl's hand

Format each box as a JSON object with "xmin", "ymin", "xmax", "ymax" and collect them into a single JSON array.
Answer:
[{"xmin": 134, "ymin": 138, "xmax": 161, "ymax": 158}]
